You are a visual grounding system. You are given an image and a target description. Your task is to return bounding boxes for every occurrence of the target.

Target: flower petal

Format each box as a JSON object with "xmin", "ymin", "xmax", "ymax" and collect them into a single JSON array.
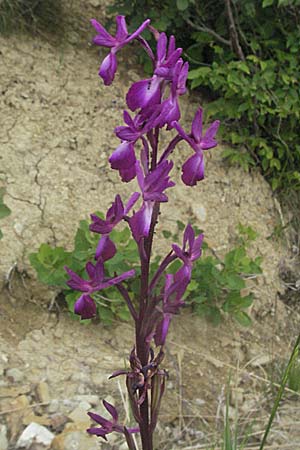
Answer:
[
  {"xmin": 191, "ymin": 108, "xmax": 203, "ymax": 143},
  {"xmin": 87, "ymin": 427, "xmax": 108, "ymax": 440},
  {"xmin": 109, "ymin": 142, "xmax": 136, "ymax": 170},
  {"xmin": 74, "ymin": 294, "xmax": 97, "ymax": 319},
  {"xmin": 124, "ymin": 192, "xmax": 140, "ymax": 215},
  {"xmin": 181, "ymin": 153, "xmax": 205, "ymax": 186},
  {"xmin": 126, "ymin": 77, "xmax": 161, "ymax": 112},
  {"xmin": 103, "ymin": 400, "xmax": 118, "ymax": 422},
  {"xmin": 114, "ymin": 125, "xmax": 140, "ymax": 142},
  {"xmin": 201, "ymin": 120, "xmax": 220, "ymax": 149},
  {"xmin": 91, "ymin": 19, "xmax": 115, "ymax": 47},
  {"xmin": 154, "ymin": 314, "xmax": 171, "ymax": 346},
  {"xmin": 124, "ymin": 19, "xmax": 150, "ymax": 44},
  {"xmin": 119, "ymin": 165, "xmax": 136, "ymax": 182},
  {"xmin": 157, "ymin": 32, "xmax": 167, "ymax": 63},
  {"xmin": 129, "ymin": 202, "xmax": 153, "ymax": 242},
  {"xmin": 90, "ymin": 214, "xmax": 113, "ymax": 235},
  {"xmin": 99, "ymin": 269, "xmax": 136, "ymax": 290},
  {"xmin": 115, "ymin": 15, "xmax": 128, "ymax": 42},
  {"xmin": 95, "ymin": 236, "xmax": 116, "ymax": 261},
  {"xmin": 99, "ymin": 52, "xmax": 117, "ymax": 86}
]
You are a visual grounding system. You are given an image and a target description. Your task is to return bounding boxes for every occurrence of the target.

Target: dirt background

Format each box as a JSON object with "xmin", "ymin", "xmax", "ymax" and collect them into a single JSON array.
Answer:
[{"xmin": 0, "ymin": 1, "xmax": 300, "ymax": 449}]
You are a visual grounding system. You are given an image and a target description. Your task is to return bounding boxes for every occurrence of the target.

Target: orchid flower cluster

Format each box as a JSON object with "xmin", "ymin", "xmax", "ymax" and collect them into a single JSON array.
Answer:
[{"xmin": 65, "ymin": 16, "xmax": 220, "ymax": 450}]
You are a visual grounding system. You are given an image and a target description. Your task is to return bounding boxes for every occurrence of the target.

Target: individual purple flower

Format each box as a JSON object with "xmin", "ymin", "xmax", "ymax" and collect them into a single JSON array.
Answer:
[
  {"xmin": 159, "ymin": 59, "xmax": 189, "ymax": 128},
  {"xmin": 109, "ymin": 142, "xmax": 137, "ymax": 182},
  {"xmin": 110, "ymin": 108, "xmax": 163, "ymax": 181},
  {"xmin": 128, "ymin": 161, "xmax": 175, "ymax": 242},
  {"xmin": 115, "ymin": 109, "xmax": 162, "ymax": 143},
  {"xmin": 91, "ymin": 16, "xmax": 150, "ymax": 85},
  {"xmin": 87, "ymin": 400, "xmax": 139, "ymax": 440},
  {"xmin": 172, "ymin": 224, "xmax": 204, "ymax": 281},
  {"xmin": 154, "ymin": 272, "xmax": 187, "ymax": 346},
  {"xmin": 65, "ymin": 259, "xmax": 135, "ymax": 320},
  {"xmin": 137, "ymin": 160, "xmax": 175, "ymax": 202},
  {"xmin": 90, "ymin": 193, "xmax": 140, "ymax": 235},
  {"xmin": 126, "ymin": 32, "xmax": 182, "ymax": 112},
  {"xmin": 154, "ymin": 33, "xmax": 183, "ymax": 80},
  {"xmin": 65, "ymin": 259, "xmax": 135, "ymax": 294},
  {"xmin": 172, "ymin": 108, "xmax": 220, "ymax": 186}
]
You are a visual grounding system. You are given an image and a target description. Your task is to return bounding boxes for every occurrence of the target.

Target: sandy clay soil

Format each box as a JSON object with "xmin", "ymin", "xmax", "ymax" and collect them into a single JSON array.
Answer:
[{"xmin": 1, "ymin": 2, "xmax": 300, "ymax": 449}]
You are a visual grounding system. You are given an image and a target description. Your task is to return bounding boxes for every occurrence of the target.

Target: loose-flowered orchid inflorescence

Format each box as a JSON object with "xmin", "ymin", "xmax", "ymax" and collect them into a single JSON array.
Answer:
[{"xmin": 65, "ymin": 15, "xmax": 220, "ymax": 450}]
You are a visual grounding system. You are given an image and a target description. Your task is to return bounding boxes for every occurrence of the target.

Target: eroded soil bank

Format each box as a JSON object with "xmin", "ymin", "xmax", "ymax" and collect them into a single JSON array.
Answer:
[{"xmin": 1, "ymin": 2, "xmax": 300, "ymax": 448}]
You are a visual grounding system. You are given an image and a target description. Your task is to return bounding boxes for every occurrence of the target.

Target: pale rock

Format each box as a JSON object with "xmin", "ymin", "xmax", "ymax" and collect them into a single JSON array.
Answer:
[
  {"xmin": 89, "ymin": 0, "xmax": 102, "ymax": 6},
  {"xmin": 48, "ymin": 399, "xmax": 60, "ymax": 414},
  {"xmin": 68, "ymin": 401, "xmax": 91, "ymax": 424},
  {"xmin": 250, "ymin": 354, "xmax": 274, "ymax": 367},
  {"xmin": 16, "ymin": 422, "xmax": 54, "ymax": 448},
  {"xmin": 91, "ymin": 372, "xmax": 109, "ymax": 387},
  {"xmin": 74, "ymin": 395, "xmax": 99, "ymax": 406},
  {"xmin": 6, "ymin": 367, "xmax": 24, "ymax": 383},
  {"xmin": 36, "ymin": 382, "xmax": 51, "ymax": 404},
  {"xmin": 51, "ymin": 430, "xmax": 100, "ymax": 450},
  {"xmin": 192, "ymin": 204, "xmax": 207, "ymax": 222},
  {"xmin": 23, "ymin": 413, "xmax": 51, "ymax": 427},
  {"xmin": 0, "ymin": 425, "xmax": 8, "ymax": 450}
]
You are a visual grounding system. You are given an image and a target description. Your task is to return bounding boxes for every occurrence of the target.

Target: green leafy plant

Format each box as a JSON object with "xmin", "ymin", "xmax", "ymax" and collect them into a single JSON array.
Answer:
[
  {"xmin": 163, "ymin": 223, "xmax": 262, "ymax": 326},
  {"xmin": 0, "ymin": 188, "xmax": 11, "ymax": 240},
  {"xmin": 30, "ymin": 216, "xmax": 261, "ymax": 327},
  {"xmin": 110, "ymin": 0, "xmax": 300, "ymax": 192},
  {"xmin": 29, "ymin": 216, "xmax": 146, "ymax": 325}
]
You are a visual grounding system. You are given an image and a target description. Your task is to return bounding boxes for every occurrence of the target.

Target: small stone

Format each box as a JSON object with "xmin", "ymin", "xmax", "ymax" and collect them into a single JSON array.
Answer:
[
  {"xmin": 6, "ymin": 368, "xmax": 24, "ymax": 383},
  {"xmin": 250, "ymin": 354, "xmax": 274, "ymax": 367},
  {"xmin": 192, "ymin": 204, "xmax": 207, "ymax": 222},
  {"xmin": 0, "ymin": 425, "xmax": 8, "ymax": 450},
  {"xmin": 68, "ymin": 403, "xmax": 91, "ymax": 425},
  {"xmin": 89, "ymin": 0, "xmax": 102, "ymax": 6},
  {"xmin": 23, "ymin": 413, "xmax": 51, "ymax": 427},
  {"xmin": 36, "ymin": 382, "xmax": 50, "ymax": 404},
  {"xmin": 74, "ymin": 395, "xmax": 99, "ymax": 406},
  {"xmin": 91, "ymin": 373, "xmax": 108, "ymax": 387},
  {"xmin": 51, "ymin": 430, "xmax": 99, "ymax": 450},
  {"xmin": 49, "ymin": 414, "xmax": 69, "ymax": 432},
  {"xmin": 16, "ymin": 422, "xmax": 54, "ymax": 448},
  {"xmin": 48, "ymin": 399, "xmax": 60, "ymax": 414}
]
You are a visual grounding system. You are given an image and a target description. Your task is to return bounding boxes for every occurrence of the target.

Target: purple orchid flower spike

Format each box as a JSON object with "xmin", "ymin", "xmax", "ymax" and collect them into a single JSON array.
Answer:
[
  {"xmin": 88, "ymin": 400, "xmax": 139, "ymax": 440},
  {"xmin": 91, "ymin": 16, "xmax": 150, "ymax": 85},
  {"xmin": 172, "ymin": 108, "xmax": 220, "ymax": 186},
  {"xmin": 129, "ymin": 161, "xmax": 175, "ymax": 242},
  {"xmin": 90, "ymin": 193, "xmax": 140, "ymax": 235}
]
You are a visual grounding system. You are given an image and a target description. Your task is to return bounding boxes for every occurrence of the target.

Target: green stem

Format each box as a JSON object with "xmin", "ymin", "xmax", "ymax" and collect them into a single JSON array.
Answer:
[{"xmin": 259, "ymin": 332, "xmax": 300, "ymax": 449}]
